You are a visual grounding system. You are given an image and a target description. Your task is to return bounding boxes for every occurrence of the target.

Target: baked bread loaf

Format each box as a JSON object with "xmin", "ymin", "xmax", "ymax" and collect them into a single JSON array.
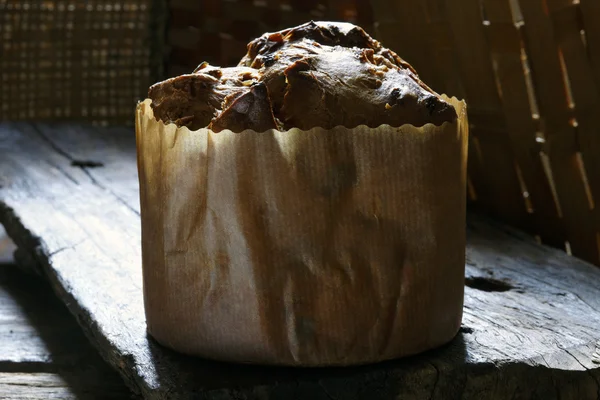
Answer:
[
  {"xmin": 149, "ymin": 21, "xmax": 456, "ymax": 132},
  {"xmin": 137, "ymin": 21, "xmax": 468, "ymax": 366}
]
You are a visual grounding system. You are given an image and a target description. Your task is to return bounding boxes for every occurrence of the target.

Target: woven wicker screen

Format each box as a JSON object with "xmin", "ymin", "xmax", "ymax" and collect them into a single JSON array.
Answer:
[
  {"xmin": 0, "ymin": 0, "xmax": 165, "ymax": 125},
  {"xmin": 167, "ymin": 0, "xmax": 373, "ymax": 77},
  {"xmin": 370, "ymin": 0, "xmax": 600, "ymax": 265}
]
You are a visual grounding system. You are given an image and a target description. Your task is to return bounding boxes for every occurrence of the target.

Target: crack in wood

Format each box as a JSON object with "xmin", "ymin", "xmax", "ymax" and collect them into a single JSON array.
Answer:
[
  {"xmin": 561, "ymin": 346, "xmax": 600, "ymax": 398},
  {"xmin": 30, "ymin": 123, "xmax": 140, "ymax": 217},
  {"xmin": 79, "ymin": 168, "xmax": 140, "ymax": 216},
  {"xmin": 30, "ymin": 124, "xmax": 76, "ymax": 163},
  {"xmin": 48, "ymin": 240, "xmax": 87, "ymax": 258},
  {"xmin": 44, "ymin": 160, "xmax": 80, "ymax": 186}
]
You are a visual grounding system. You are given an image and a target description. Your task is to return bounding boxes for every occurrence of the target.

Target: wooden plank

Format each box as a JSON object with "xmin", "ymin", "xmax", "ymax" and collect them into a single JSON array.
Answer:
[
  {"xmin": 0, "ymin": 262, "xmax": 133, "ymax": 398},
  {"xmin": 518, "ymin": 0, "xmax": 599, "ymax": 263},
  {"xmin": 1, "ymin": 218, "xmax": 131, "ymax": 397},
  {"xmin": 28, "ymin": 122, "xmax": 141, "ymax": 215},
  {"xmin": 0, "ymin": 373, "xmax": 80, "ymax": 399},
  {"xmin": 0, "ymin": 372, "xmax": 130, "ymax": 399},
  {"xmin": 0, "ymin": 263, "xmax": 92, "ymax": 367},
  {"xmin": 0, "ymin": 122, "xmax": 600, "ymax": 399},
  {"xmin": 440, "ymin": 0, "xmax": 530, "ymax": 232},
  {"xmin": 0, "ymin": 372, "xmax": 130, "ymax": 400},
  {"xmin": 482, "ymin": 0, "xmax": 564, "ymax": 247},
  {"xmin": 548, "ymin": 2, "xmax": 600, "ymax": 263}
]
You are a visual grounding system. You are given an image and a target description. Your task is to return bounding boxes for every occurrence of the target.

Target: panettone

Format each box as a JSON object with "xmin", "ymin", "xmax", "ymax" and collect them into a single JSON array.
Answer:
[
  {"xmin": 149, "ymin": 21, "xmax": 456, "ymax": 132},
  {"xmin": 136, "ymin": 20, "xmax": 468, "ymax": 367}
]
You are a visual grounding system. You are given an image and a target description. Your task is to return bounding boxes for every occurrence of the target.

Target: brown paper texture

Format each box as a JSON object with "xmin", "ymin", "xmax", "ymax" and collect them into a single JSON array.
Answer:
[{"xmin": 136, "ymin": 97, "xmax": 468, "ymax": 366}]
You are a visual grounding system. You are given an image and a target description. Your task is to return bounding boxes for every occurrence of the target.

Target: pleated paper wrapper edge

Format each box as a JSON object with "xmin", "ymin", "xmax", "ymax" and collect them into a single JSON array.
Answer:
[{"xmin": 135, "ymin": 97, "xmax": 469, "ymax": 366}]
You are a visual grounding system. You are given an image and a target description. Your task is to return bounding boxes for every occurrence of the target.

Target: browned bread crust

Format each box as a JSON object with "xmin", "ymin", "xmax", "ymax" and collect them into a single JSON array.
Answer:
[{"xmin": 149, "ymin": 21, "xmax": 456, "ymax": 132}]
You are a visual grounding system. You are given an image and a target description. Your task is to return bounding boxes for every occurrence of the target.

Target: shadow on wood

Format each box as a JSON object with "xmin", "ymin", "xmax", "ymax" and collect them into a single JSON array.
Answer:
[
  {"xmin": 143, "ymin": 330, "xmax": 469, "ymax": 398},
  {"xmin": 0, "ymin": 263, "xmax": 133, "ymax": 399}
]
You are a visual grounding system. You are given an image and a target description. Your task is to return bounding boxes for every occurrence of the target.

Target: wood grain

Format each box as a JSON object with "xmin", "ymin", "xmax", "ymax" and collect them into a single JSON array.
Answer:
[
  {"xmin": 547, "ymin": 1, "xmax": 600, "ymax": 258},
  {"xmin": 0, "ymin": 262, "xmax": 132, "ymax": 398},
  {"xmin": 372, "ymin": 0, "xmax": 600, "ymax": 265},
  {"xmin": 0, "ymin": 373, "xmax": 80, "ymax": 399},
  {"xmin": 0, "ymin": 264, "xmax": 96, "ymax": 368},
  {"xmin": 482, "ymin": 0, "xmax": 564, "ymax": 248},
  {"xmin": 518, "ymin": 0, "xmax": 598, "ymax": 264},
  {"xmin": 0, "ymin": 122, "xmax": 599, "ymax": 399},
  {"xmin": 0, "ymin": 372, "xmax": 129, "ymax": 400}
]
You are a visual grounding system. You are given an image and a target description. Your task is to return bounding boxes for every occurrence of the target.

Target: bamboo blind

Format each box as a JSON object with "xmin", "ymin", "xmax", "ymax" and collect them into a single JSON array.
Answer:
[
  {"xmin": 167, "ymin": 0, "xmax": 373, "ymax": 77},
  {"xmin": 372, "ymin": 0, "xmax": 600, "ymax": 265},
  {"xmin": 0, "ymin": 0, "xmax": 165, "ymax": 125}
]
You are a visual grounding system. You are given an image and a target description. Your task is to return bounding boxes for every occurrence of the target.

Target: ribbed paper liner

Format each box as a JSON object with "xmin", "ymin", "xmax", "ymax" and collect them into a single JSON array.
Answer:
[{"xmin": 135, "ymin": 97, "xmax": 468, "ymax": 366}]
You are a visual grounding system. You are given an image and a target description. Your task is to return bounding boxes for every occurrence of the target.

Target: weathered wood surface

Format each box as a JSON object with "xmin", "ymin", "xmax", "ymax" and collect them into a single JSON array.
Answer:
[
  {"xmin": 0, "ymin": 372, "xmax": 87, "ymax": 399},
  {"xmin": 0, "ymin": 122, "xmax": 599, "ymax": 399},
  {"xmin": 0, "ymin": 246, "xmax": 132, "ymax": 398},
  {"xmin": 0, "ymin": 372, "xmax": 128, "ymax": 399}
]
